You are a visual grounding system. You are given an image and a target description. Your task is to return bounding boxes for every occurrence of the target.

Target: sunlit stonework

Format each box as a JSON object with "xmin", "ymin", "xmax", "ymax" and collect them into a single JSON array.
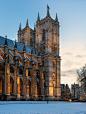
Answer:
[{"xmin": 0, "ymin": 5, "xmax": 61, "ymax": 100}]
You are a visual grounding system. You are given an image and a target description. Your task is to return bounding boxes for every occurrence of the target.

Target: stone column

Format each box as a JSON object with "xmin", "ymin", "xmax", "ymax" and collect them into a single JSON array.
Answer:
[
  {"xmin": 31, "ymin": 64, "xmax": 35, "ymax": 99},
  {"xmin": 16, "ymin": 58, "xmax": 20, "ymax": 99},
  {"xmin": 4, "ymin": 39, "xmax": 11, "ymax": 100},
  {"xmin": 23, "ymin": 61, "xmax": 27, "ymax": 99},
  {"xmin": 26, "ymin": 69, "xmax": 29, "ymax": 99},
  {"xmin": 13, "ymin": 41, "xmax": 19, "ymax": 99},
  {"xmin": 22, "ymin": 45, "xmax": 27, "ymax": 100},
  {"xmin": 4, "ymin": 54, "xmax": 7, "ymax": 97},
  {"xmin": 44, "ymin": 56, "xmax": 53, "ymax": 100},
  {"xmin": 31, "ymin": 54, "xmax": 36, "ymax": 99},
  {"xmin": 56, "ymin": 60, "xmax": 61, "ymax": 99},
  {"xmin": 13, "ymin": 56, "xmax": 17, "ymax": 99},
  {"xmin": 38, "ymin": 57, "xmax": 44, "ymax": 99},
  {"xmin": 7, "ymin": 63, "xmax": 10, "ymax": 100},
  {"xmin": 54, "ymin": 58, "xmax": 57, "ymax": 100}
]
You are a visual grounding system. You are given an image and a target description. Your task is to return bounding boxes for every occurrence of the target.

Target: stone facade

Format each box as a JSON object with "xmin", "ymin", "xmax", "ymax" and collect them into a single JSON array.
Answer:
[{"xmin": 0, "ymin": 5, "xmax": 61, "ymax": 100}]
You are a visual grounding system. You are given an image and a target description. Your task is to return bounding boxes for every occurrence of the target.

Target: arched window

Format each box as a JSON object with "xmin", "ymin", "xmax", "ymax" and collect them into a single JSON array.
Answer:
[
  {"xmin": 28, "ymin": 70, "xmax": 31, "ymax": 76},
  {"xmin": 53, "ymin": 61, "xmax": 55, "ymax": 72},
  {"xmin": 19, "ymin": 68, "xmax": 23, "ymax": 75},
  {"xmin": 36, "ymin": 71, "xmax": 39, "ymax": 78},
  {"xmin": 10, "ymin": 66, "xmax": 14, "ymax": 73},
  {"xmin": 42, "ymin": 61, "xmax": 45, "ymax": 68},
  {"xmin": 30, "ymin": 38, "xmax": 33, "ymax": 47},
  {"xmin": 53, "ymin": 61, "xmax": 55, "ymax": 68},
  {"xmin": 20, "ymin": 78, "xmax": 23, "ymax": 95},
  {"xmin": 10, "ymin": 77, "xmax": 14, "ymax": 95},
  {"xmin": 52, "ymin": 29, "xmax": 54, "ymax": 42},
  {"xmin": 42, "ymin": 29, "xmax": 45, "ymax": 41},
  {"xmin": 22, "ymin": 37, "xmax": 24, "ymax": 44}
]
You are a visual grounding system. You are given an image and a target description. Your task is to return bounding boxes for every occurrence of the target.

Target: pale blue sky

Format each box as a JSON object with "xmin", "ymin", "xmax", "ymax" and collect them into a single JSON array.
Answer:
[{"xmin": 0, "ymin": 0, "xmax": 86, "ymax": 86}]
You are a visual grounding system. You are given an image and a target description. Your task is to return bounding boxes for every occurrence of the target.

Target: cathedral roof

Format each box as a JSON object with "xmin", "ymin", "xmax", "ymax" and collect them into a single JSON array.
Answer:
[{"xmin": 0, "ymin": 36, "xmax": 36, "ymax": 54}]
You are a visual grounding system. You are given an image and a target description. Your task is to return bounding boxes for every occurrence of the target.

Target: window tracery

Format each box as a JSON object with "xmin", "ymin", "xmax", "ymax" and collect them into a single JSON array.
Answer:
[
  {"xmin": 42, "ymin": 29, "xmax": 45, "ymax": 41},
  {"xmin": 52, "ymin": 29, "xmax": 54, "ymax": 42}
]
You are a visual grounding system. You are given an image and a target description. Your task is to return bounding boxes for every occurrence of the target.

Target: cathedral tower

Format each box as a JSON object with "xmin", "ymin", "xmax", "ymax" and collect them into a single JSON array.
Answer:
[
  {"xmin": 17, "ymin": 19, "xmax": 35, "ymax": 48},
  {"xmin": 36, "ymin": 5, "xmax": 61, "ymax": 100}
]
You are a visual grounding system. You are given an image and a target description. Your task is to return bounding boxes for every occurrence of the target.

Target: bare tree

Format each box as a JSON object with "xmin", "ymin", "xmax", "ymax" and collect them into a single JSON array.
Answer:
[
  {"xmin": 76, "ymin": 65, "xmax": 86, "ymax": 100},
  {"xmin": 76, "ymin": 65, "xmax": 86, "ymax": 85}
]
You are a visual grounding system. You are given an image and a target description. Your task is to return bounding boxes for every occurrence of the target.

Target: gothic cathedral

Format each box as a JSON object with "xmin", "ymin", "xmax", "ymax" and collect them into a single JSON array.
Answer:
[{"xmin": 0, "ymin": 5, "xmax": 61, "ymax": 100}]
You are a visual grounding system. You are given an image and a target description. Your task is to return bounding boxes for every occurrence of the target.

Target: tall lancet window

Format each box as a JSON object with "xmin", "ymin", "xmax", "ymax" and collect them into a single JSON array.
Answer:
[
  {"xmin": 52, "ymin": 29, "xmax": 54, "ymax": 42},
  {"xmin": 42, "ymin": 29, "xmax": 45, "ymax": 41}
]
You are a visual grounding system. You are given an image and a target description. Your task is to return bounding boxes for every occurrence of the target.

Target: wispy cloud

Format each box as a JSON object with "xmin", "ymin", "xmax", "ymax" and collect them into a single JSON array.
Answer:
[
  {"xmin": 75, "ymin": 55, "xmax": 86, "ymax": 58},
  {"xmin": 63, "ymin": 52, "xmax": 72, "ymax": 55},
  {"xmin": 61, "ymin": 73, "xmax": 66, "ymax": 76},
  {"xmin": 62, "ymin": 69, "xmax": 77, "ymax": 76},
  {"xmin": 61, "ymin": 40, "xmax": 86, "ymax": 85},
  {"xmin": 62, "ymin": 60, "xmax": 73, "ymax": 67}
]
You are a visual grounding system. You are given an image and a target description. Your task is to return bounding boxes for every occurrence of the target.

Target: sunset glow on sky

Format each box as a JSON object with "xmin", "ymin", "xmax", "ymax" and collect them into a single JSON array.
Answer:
[{"xmin": 0, "ymin": 0, "xmax": 86, "ymax": 87}]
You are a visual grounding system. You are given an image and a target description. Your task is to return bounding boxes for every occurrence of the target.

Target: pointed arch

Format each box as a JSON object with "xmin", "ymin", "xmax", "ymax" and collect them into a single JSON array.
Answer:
[
  {"xmin": 28, "ymin": 69, "xmax": 31, "ymax": 76},
  {"xmin": 53, "ymin": 60, "xmax": 56, "ymax": 72},
  {"xmin": 42, "ymin": 29, "xmax": 45, "ymax": 41},
  {"xmin": 19, "ymin": 67, "xmax": 23, "ymax": 75},
  {"xmin": 10, "ymin": 65, "xmax": 14, "ymax": 73},
  {"xmin": 30, "ymin": 38, "xmax": 33, "ymax": 47},
  {"xmin": 52, "ymin": 29, "xmax": 54, "ymax": 42}
]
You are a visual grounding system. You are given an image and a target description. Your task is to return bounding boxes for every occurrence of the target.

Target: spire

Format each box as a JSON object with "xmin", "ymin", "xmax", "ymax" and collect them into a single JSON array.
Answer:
[
  {"xmin": 47, "ymin": 4, "xmax": 50, "ymax": 16},
  {"xmin": 23, "ymin": 44, "xmax": 26, "ymax": 52},
  {"xmin": 14, "ymin": 39, "xmax": 17, "ymax": 49},
  {"xmin": 26, "ymin": 19, "xmax": 29, "ymax": 27},
  {"xmin": 19, "ymin": 23, "xmax": 21, "ymax": 31},
  {"xmin": 4, "ymin": 36, "xmax": 8, "ymax": 46},
  {"xmin": 37, "ymin": 12, "xmax": 40, "ymax": 21},
  {"xmin": 55, "ymin": 13, "xmax": 58, "ymax": 22}
]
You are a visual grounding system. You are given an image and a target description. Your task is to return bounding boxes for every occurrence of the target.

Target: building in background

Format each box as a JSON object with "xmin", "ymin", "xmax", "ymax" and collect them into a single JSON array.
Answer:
[
  {"xmin": 61, "ymin": 84, "xmax": 70, "ymax": 100},
  {"xmin": 0, "ymin": 5, "xmax": 61, "ymax": 100},
  {"xmin": 71, "ymin": 83, "xmax": 80, "ymax": 99}
]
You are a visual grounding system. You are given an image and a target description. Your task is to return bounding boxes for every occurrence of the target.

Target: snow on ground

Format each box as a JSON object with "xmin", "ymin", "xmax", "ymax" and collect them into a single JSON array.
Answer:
[{"xmin": 0, "ymin": 101, "xmax": 86, "ymax": 114}]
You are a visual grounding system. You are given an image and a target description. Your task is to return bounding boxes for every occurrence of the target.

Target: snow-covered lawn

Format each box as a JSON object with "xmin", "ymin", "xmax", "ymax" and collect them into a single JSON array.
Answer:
[{"xmin": 0, "ymin": 101, "xmax": 86, "ymax": 114}]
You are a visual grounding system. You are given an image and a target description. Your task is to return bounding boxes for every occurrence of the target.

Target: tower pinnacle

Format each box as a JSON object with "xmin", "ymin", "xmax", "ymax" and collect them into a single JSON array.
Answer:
[
  {"xmin": 26, "ymin": 19, "xmax": 29, "ymax": 27},
  {"xmin": 37, "ymin": 12, "xmax": 40, "ymax": 21},
  {"xmin": 55, "ymin": 13, "xmax": 58, "ymax": 22},
  {"xmin": 4, "ymin": 37, "xmax": 8, "ymax": 46},
  {"xmin": 19, "ymin": 23, "xmax": 21, "ymax": 31},
  {"xmin": 14, "ymin": 39, "xmax": 17, "ymax": 49}
]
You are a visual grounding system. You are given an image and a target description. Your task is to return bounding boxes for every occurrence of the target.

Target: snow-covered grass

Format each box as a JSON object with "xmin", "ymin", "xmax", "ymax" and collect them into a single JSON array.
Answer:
[{"xmin": 0, "ymin": 101, "xmax": 86, "ymax": 114}]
